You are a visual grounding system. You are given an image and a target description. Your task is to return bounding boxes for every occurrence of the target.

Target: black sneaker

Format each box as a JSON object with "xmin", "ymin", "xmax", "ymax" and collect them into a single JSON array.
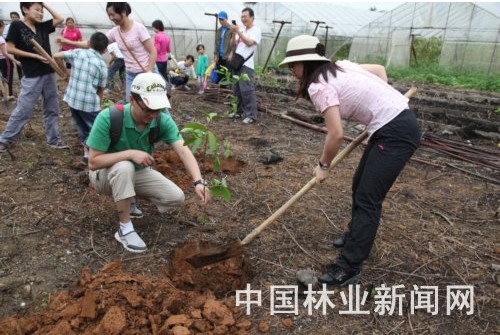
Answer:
[
  {"xmin": 0, "ymin": 142, "xmax": 7, "ymax": 153},
  {"xmin": 318, "ymin": 264, "xmax": 360, "ymax": 286}
]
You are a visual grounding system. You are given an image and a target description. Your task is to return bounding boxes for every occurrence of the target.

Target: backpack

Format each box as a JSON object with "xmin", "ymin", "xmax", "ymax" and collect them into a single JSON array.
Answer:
[{"xmin": 108, "ymin": 104, "xmax": 162, "ymax": 147}]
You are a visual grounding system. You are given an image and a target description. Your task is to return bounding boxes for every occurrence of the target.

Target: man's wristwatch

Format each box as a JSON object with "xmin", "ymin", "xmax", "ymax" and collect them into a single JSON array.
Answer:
[
  {"xmin": 194, "ymin": 179, "xmax": 209, "ymax": 187},
  {"xmin": 318, "ymin": 161, "xmax": 330, "ymax": 170}
]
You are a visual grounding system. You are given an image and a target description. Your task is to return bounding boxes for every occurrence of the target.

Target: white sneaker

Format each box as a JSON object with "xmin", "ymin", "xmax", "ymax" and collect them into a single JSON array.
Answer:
[
  {"xmin": 48, "ymin": 141, "xmax": 70, "ymax": 149},
  {"xmin": 242, "ymin": 117, "xmax": 255, "ymax": 124},
  {"xmin": 183, "ymin": 85, "xmax": 191, "ymax": 91},
  {"xmin": 114, "ymin": 230, "xmax": 147, "ymax": 253}
]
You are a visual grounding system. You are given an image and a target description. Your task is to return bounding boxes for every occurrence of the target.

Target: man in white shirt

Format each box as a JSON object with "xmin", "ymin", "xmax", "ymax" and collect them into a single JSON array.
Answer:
[{"xmin": 229, "ymin": 7, "xmax": 261, "ymax": 124}]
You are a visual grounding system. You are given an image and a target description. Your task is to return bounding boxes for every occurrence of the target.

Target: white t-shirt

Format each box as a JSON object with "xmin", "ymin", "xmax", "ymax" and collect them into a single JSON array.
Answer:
[
  {"xmin": 107, "ymin": 42, "xmax": 124, "ymax": 59},
  {"xmin": 308, "ymin": 60, "xmax": 409, "ymax": 137},
  {"xmin": 235, "ymin": 24, "xmax": 261, "ymax": 70},
  {"xmin": 2, "ymin": 24, "xmax": 10, "ymax": 39},
  {"xmin": 177, "ymin": 61, "xmax": 196, "ymax": 79}
]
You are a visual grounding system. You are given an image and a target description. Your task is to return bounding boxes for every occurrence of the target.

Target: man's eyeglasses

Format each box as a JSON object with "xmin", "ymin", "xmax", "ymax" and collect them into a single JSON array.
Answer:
[{"xmin": 137, "ymin": 99, "xmax": 161, "ymax": 114}]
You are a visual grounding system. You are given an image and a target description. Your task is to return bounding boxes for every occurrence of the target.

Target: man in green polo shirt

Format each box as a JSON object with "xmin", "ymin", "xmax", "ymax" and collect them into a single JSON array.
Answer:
[{"xmin": 87, "ymin": 73, "xmax": 211, "ymax": 253}]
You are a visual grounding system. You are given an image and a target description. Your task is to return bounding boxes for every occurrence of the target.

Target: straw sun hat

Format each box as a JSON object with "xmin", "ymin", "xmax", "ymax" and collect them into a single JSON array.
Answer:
[{"xmin": 279, "ymin": 35, "xmax": 330, "ymax": 67}]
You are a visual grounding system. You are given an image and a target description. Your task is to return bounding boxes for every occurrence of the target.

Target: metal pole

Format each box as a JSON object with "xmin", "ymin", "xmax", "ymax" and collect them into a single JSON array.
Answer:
[
  {"xmin": 310, "ymin": 20, "xmax": 325, "ymax": 36},
  {"xmin": 262, "ymin": 20, "xmax": 292, "ymax": 72},
  {"xmin": 322, "ymin": 25, "xmax": 333, "ymax": 50},
  {"xmin": 205, "ymin": 12, "xmax": 218, "ymax": 58}
]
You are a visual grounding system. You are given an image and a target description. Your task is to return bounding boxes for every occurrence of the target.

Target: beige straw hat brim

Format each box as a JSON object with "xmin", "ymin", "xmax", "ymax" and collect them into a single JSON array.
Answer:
[{"xmin": 279, "ymin": 53, "xmax": 330, "ymax": 67}]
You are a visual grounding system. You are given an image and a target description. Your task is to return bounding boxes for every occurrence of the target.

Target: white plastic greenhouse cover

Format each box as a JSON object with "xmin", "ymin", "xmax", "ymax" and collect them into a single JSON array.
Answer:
[
  {"xmin": 0, "ymin": 2, "xmax": 273, "ymax": 60},
  {"xmin": 349, "ymin": 2, "xmax": 500, "ymax": 74},
  {"xmin": 253, "ymin": 2, "xmax": 383, "ymax": 38},
  {"xmin": 0, "ymin": 2, "xmax": 272, "ymax": 33},
  {"xmin": 0, "ymin": 2, "xmax": 387, "ymax": 66}
]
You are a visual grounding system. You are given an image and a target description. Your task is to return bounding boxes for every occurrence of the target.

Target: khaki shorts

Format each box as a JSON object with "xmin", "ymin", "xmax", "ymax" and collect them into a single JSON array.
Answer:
[{"xmin": 89, "ymin": 161, "xmax": 184, "ymax": 213}]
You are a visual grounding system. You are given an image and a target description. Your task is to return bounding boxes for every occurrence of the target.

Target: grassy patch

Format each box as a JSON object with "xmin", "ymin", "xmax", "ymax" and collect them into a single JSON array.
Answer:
[{"xmin": 388, "ymin": 64, "xmax": 499, "ymax": 92}]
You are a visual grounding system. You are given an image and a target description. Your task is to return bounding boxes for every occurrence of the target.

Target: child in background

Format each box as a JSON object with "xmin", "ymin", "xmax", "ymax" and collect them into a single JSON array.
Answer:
[
  {"xmin": 106, "ymin": 41, "xmax": 125, "ymax": 93},
  {"xmin": 169, "ymin": 54, "xmax": 196, "ymax": 90},
  {"xmin": 54, "ymin": 32, "xmax": 109, "ymax": 164},
  {"xmin": 195, "ymin": 44, "xmax": 209, "ymax": 94}
]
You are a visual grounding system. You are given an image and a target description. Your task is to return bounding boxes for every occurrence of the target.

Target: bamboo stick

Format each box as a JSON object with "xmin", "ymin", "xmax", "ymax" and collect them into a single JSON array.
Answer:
[{"xmin": 30, "ymin": 39, "xmax": 66, "ymax": 78}]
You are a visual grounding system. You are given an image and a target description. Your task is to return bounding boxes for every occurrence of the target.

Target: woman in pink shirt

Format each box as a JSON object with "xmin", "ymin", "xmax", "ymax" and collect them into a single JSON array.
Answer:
[
  {"xmin": 279, "ymin": 35, "xmax": 420, "ymax": 287},
  {"xmin": 152, "ymin": 19, "xmax": 171, "ymax": 82},
  {"xmin": 60, "ymin": 17, "xmax": 82, "ymax": 72},
  {"xmin": 105, "ymin": 3, "xmax": 157, "ymax": 102}
]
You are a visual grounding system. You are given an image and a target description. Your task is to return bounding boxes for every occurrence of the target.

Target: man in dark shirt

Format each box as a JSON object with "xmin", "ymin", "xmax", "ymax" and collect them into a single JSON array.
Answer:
[
  {"xmin": 215, "ymin": 11, "xmax": 234, "ymax": 69},
  {"xmin": 0, "ymin": 2, "xmax": 68, "ymax": 153}
]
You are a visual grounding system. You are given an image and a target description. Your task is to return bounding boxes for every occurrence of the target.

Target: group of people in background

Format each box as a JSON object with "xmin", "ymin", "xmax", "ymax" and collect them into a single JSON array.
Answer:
[{"xmin": 0, "ymin": 2, "xmax": 421, "ymax": 287}]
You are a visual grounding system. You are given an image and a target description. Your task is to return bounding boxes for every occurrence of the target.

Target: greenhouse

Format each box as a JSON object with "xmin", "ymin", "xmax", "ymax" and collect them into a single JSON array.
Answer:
[
  {"xmin": 0, "ymin": 2, "xmax": 381, "ymax": 66},
  {"xmin": 0, "ymin": 2, "xmax": 498, "ymax": 72},
  {"xmin": 349, "ymin": 2, "xmax": 500, "ymax": 74}
]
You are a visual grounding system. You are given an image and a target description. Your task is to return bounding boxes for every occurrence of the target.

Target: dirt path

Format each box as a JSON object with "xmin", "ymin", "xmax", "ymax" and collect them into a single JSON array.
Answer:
[{"xmin": 0, "ymin": 79, "xmax": 498, "ymax": 334}]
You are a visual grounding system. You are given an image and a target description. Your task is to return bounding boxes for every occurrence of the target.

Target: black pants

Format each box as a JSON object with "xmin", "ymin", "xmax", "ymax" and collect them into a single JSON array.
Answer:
[
  {"xmin": 0, "ymin": 58, "xmax": 14, "ymax": 96},
  {"xmin": 336, "ymin": 109, "xmax": 421, "ymax": 272}
]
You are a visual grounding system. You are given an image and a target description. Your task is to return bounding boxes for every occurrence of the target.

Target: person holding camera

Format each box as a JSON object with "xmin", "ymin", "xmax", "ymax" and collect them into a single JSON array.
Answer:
[
  {"xmin": 229, "ymin": 7, "xmax": 261, "ymax": 124},
  {"xmin": 215, "ymin": 11, "xmax": 233, "ymax": 71}
]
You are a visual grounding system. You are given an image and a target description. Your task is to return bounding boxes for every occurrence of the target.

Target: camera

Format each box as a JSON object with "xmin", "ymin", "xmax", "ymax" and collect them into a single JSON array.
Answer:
[{"xmin": 232, "ymin": 20, "xmax": 237, "ymax": 25}]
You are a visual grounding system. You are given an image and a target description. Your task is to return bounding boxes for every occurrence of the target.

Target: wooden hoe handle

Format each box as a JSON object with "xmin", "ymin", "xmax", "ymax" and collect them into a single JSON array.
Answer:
[{"xmin": 31, "ymin": 39, "xmax": 66, "ymax": 78}]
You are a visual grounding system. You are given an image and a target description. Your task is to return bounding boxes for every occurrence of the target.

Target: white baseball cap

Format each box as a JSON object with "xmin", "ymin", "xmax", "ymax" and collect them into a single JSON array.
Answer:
[{"xmin": 131, "ymin": 73, "xmax": 171, "ymax": 109}]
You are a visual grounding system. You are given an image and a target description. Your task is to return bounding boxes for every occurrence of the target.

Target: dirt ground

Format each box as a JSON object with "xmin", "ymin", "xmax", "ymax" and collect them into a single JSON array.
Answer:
[{"xmin": 0, "ymin": 76, "xmax": 499, "ymax": 335}]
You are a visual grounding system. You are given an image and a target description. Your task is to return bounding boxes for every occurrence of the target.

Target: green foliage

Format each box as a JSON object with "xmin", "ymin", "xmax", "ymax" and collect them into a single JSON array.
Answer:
[
  {"xmin": 197, "ymin": 214, "xmax": 208, "ymax": 224},
  {"xmin": 210, "ymin": 177, "xmax": 232, "ymax": 201},
  {"xmin": 388, "ymin": 64, "xmax": 499, "ymax": 91},
  {"xmin": 223, "ymin": 141, "xmax": 232, "ymax": 159},
  {"xmin": 257, "ymin": 71, "xmax": 279, "ymax": 87},
  {"xmin": 388, "ymin": 36, "xmax": 497, "ymax": 91},
  {"xmin": 411, "ymin": 37, "xmax": 443, "ymax": 66},
  {"xmin": 333, "ymin": 43, "xmax": 351, "ymax": 60},
  {"xmin": 217, "ymin": 66, "xmax": 251, "ymax": 114},
  {"xmin": 217, "ymin": 66, "xmax": 250, "ymax": 87},
  {"xmin": 101, "ymin": 99, "xmax": 114, "ymax": 109},
  {"xmin": 180, "ymin": 112, "xmax": 232, "ymax": 202}
]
